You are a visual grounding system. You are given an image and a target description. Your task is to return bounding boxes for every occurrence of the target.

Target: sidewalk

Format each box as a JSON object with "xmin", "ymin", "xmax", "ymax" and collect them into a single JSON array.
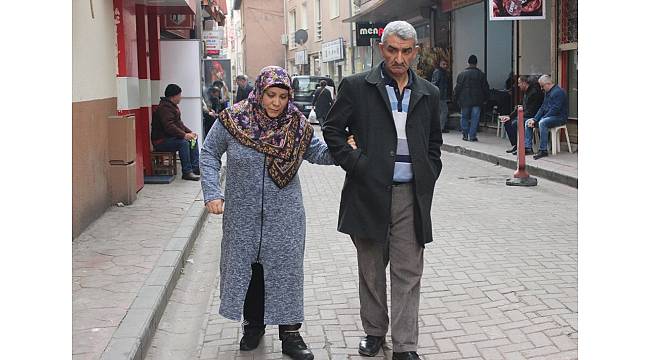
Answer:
[
  {"xmin": 441, "ymin": 128, "xmax": 578, "ymax": 188},
  {"xmin": 73, "ymin": 178, "xmax": 208, "ymax": 360}
]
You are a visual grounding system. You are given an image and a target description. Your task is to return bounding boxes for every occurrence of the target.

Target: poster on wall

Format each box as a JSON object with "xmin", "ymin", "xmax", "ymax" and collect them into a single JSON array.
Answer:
[
  {"xmin": 490, "ymin": 0, "xmax": 545, "ymax": 20},
  {"xmin": 203, "ymin": 59, "xmax": 232, "ymax": 101}
]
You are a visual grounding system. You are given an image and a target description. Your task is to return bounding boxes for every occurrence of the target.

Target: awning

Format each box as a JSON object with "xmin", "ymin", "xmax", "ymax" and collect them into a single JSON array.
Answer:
[
  {"xmin": 146, "ymin": 0, "xmax": 197, "ymax": 15},
  {"xmin": 343, "ymin": 0, "xmax": 434, "ymax": 23}
]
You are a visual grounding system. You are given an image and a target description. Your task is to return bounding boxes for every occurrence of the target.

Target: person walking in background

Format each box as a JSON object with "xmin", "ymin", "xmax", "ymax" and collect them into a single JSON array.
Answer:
[
  {"xmin": 151, "ymin": 84, "xmax": 200, "ymax": 181},
  {"xmin": 200, "ymin": 66, "xmax": 355, "ymax": 360},
  {"xmin": 524, "ymin": 74, "xmax": 568, "ymax": 159},
  {"xmin": 499, "ymin": 75, "xmax": 544, "ymax": 155},
  {"xmin": 431, "ymin": 59, "xmax": 451, "ymax": 133},
  {"xmin": 323, "ymin": 20, "xmax": 443, "ymax": 360},
  {"xmin": 311, "ymin": 80, "xmax": 333, "ymax": 127},
  {"xmin": 454, "ymin": 54, "xmax": 490, "ymax": 141},
  {"xmin": 235, "ymin": 74, "xmax": 254, "ymax": 103}
]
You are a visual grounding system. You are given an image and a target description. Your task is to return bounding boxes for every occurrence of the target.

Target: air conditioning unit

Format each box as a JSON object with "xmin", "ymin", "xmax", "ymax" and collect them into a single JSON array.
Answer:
[{"xmin": 281, "ymin": 34, "xmax": 289, "ymax": 45}]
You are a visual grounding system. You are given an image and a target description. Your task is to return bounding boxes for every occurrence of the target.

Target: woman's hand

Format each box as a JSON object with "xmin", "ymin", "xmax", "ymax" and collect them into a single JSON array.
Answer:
[
  {"xmin": 206, "ymin": 199, "xmax": 224, "ymax": 215},
  {"xmin": 347, "ymin": 135, "xmax": 357, "ymax": 149}
]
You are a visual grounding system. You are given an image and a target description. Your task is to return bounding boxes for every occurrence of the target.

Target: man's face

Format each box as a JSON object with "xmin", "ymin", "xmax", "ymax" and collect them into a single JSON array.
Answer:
[
  {"xmin": 539, "ymin": 80, "xmax": 553, "ymax": 92},
  {"xmin": 379, "ymin": 34, "xmax": 418, "ymax": 78},
  {"xmin": 439, "ymin": 60, "xmax": 448, "ymax": 70},
  {"xmin": 171, "ymin": 93, "xmax": 182, "ymax": 104},
  {"xmin": 517, "ymin": 78, "xmax": 528, "ymax": 92},
  {"xmin": 237, "ymin": 79, "xmax": 246, "ymax": 87}
]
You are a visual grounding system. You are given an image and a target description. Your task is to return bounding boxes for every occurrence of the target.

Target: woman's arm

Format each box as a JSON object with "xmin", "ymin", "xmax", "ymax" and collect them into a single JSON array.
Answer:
[
  {"xmin": 199, "ymin": 118, "xmax": 229, "ymax": 204},
  {"xmin": 303, "ymin": 135, "xmax": 337, "ymax": 165}
]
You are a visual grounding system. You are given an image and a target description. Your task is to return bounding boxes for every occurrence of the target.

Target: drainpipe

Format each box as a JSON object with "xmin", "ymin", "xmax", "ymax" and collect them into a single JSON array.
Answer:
[{"xmin": 349, "ymin": 0, "xmax": 355, "ymax": 74}]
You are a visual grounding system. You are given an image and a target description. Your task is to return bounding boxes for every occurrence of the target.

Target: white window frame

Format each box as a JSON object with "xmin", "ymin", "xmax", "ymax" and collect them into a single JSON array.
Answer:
[
  {"xmin": 330, "ymin": 0, "xmax": 340, "ymax": 19},
  {"xmin": 314, "ymin": 0, "xmax": 322, "ymax": 41},
  {"xmin": 289, "ymin": 9, "xmax": 297, "ymax": 49}
]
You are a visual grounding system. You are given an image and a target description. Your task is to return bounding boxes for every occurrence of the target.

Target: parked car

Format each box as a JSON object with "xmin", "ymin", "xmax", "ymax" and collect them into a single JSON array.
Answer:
[{"xmin": 291, "ymin": 75, "xmax": 336, "ymax": 123}]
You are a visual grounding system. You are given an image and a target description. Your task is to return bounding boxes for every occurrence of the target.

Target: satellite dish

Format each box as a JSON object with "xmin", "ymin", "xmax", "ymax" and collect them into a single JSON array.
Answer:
[{"xmin": 295, "ymin": 29, "xmax": 308, "ymax": 45}]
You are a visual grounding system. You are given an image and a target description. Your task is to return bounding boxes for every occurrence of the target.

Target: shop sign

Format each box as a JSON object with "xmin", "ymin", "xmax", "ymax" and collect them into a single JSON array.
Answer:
[
  {"xmin": 203, "ymin": 30, "xmax": 223, "ymax": 55},
  {"xmin": 321, "ymin": 38, "xmax": 345, "ymax": 63},
  {"xmin": 295, "ymin": 50, "xmax": 308, "ymax": 65},
  {"xmin": 490, "ymin": 0, "xmax": 546, "ymax": 20},
  {"xmin": 355, "ymin": 22, "xmax": 387, "ymax": 46}
]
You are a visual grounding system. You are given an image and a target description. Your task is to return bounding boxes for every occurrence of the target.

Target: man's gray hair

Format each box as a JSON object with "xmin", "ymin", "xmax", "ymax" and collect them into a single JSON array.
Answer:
[
  {"xmin": 236, "ymin": 74, "xmax": 248, "ymax": 81},
  {"xmin": 380, "ymin": 21, "xmax": 417, "ymax": 44},
  {"xmin": 538, "ymin": 74, "xmax": 554, "ymax": 85}
]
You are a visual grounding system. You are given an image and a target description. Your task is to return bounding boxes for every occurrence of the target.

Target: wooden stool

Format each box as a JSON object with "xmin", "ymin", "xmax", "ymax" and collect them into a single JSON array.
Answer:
[{"xmin": 151, "ymin": 152, "xmax": 177, "ymax": 175}]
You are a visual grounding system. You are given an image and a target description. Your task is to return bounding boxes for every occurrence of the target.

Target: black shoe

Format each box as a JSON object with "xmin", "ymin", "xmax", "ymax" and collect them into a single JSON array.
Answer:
[
  {"xmin": 280, "ymin": 332, "xmax": 314, "ymax": 360},
  {"xmin": 181, "ymin": 171, "xmax": 200, "ymax": 181},
  {"xmin": 358, "ymin": 335, "xmax": 385, "ymax": 356},
  {"xmin": 392, "ymin": 351, "xmax": 421, "ymax": 360},
  {"xmin": 441, "ymin": 129, "xmax": 450, "ymax": 133},
  {"xmin": 469, "ymin": 137, "xmax": 478, "ymax": 142},
  {"xmin": 462, "ymin": 134, "xmax": 469, "ymax": 141},
  {"xmin": 239, "ymin": 328, "xmax": 265, "ymax": 351},
  {"xmin": 506, "ymin": 145, "xmax": 517, "ymax": 153},
  {"xmin": 193, "ymin": 168, "xmax": 201, "ymax": 175},
  {"xmin": 533, "ymin": 150, "xmax": 548, "ymax": 160},
  {"xmin": 524, "ymin": 148, "xmax": 534, "ymax": 155}
]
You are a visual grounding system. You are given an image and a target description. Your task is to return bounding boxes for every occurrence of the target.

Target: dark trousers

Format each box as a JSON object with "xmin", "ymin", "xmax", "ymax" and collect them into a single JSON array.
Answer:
[
  {"xmin": 153, "ymin": 137, "xmax": 199, "ymax": 175},
  {"xmin": 504, "ymin": 115, "xmax": 518, "ymax": 147},
  {"xmin": 243, "ymin": 263, "xmax": 301, "ymax": 335}
]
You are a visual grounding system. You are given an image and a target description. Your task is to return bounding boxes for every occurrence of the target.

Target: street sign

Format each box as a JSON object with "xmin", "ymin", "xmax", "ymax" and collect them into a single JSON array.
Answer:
[{"xmin": 321, "ymin": 38, "xmax": 344, "ymax": 63}]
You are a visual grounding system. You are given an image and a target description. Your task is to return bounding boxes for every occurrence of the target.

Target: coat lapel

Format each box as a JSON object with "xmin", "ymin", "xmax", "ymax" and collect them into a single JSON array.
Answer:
[{"xmin": 365, "ymin": 65, "xmax": 393, "ymax": 117}]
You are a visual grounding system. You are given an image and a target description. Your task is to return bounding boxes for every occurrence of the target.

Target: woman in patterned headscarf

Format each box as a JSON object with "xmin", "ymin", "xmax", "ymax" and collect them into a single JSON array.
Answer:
[{"xmin": 200, "ymin": 66, "xmax": 354, "ymax": 360}]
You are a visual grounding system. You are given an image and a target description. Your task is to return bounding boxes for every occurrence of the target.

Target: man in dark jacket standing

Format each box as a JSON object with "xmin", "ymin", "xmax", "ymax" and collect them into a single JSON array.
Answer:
[
  {"xmin": 430, "ymin": 59, "xmax": 450, "ymax": 132},
  {"xmin": 235, "ymin": 74, "xmax": 254, "ymax": 103},
  {"xmin": 151, "ymin": 84, "xmax": 200, "ymax": 181},
  {"xmin": 311, "ymin": 80, "xmax": 333, "ymax": 126},
  {"xmin": 499, "ymin": 75, "xmax": 544, "ymax": 155},
  {"xmin": 524, "ymin": 74, "xmax": 568, "ymax": 159},
  {"xmin": 454, "ymin": 54, "xmax": 490, "ymax": 141},
  {"xmin": 323, "ymin": 21, "xmax": 442, "ymax": 360}
]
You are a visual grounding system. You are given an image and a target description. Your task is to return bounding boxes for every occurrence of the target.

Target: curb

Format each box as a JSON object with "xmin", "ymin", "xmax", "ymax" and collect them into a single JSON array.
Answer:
[
  {"xmin": 100, "ymin": 193, "xmax": 208, "ymax": 360},
  {"xmin": 441, "ymin": 143, "xmax": 578, "ymax": 188}
]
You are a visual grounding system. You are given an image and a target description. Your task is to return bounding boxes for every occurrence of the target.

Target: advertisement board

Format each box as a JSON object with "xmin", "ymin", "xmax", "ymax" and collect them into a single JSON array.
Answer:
[{"xmin": 490, "ymin": 0, "xmax": 545, "ymax": 21}]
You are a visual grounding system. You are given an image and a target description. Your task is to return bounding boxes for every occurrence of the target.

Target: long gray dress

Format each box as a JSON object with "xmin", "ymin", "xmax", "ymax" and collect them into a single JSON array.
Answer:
[{"xmin": 200, "ymin": 119, "xmax": 335, "ymax": 324}]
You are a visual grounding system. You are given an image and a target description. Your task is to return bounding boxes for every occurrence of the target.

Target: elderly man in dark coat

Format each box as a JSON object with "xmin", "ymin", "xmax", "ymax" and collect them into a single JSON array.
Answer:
[
  {"xmin": 454, "ymin": 54, "xmax": 490, "ymax": 141},
  {"xmin": 322, "ymin": 20, "xmax": 443, "ymax": 360}
]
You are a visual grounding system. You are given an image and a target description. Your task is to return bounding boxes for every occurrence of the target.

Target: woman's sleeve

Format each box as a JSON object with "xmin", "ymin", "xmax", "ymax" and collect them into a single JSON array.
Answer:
[
  {"xmin": 199, "ymin": 119, "xmax": 228, "ymax": 203},
  {"xmin": 303, "ymin": 134, "xmax": 337, "ymax": 165}
]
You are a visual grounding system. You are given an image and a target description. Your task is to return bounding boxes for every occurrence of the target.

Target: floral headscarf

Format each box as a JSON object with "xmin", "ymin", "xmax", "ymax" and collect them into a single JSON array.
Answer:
[{"xmin": 218, "ymin": 66, "xmax": 314, "ymax": 188}]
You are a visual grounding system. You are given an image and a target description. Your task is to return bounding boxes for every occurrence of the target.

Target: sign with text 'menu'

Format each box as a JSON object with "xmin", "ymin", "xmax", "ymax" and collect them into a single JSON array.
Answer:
[{"xmin": 355, "ymin": 22, "xmax": 387, "ymax": 46}]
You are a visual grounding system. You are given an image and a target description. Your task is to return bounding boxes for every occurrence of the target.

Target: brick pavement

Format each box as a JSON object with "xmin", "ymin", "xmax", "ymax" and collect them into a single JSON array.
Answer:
[
  {"xmin": 73, "ymin": 179, "xmax": 204, "ymax": 360},
  {"xmin": 188, "ymin": 143, "xmax": 577, "ymax": 359}
]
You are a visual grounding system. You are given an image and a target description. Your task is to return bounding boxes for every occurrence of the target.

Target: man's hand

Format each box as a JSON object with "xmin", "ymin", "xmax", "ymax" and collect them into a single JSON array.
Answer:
[
  {"xmin": 206, "ymin": 199, "xmax": 224, "ymax": 215},
  {"xmin": 499, "ymin": 115, "xmax": 510, "ymax": 123},
  {"xmin": 191, "ymin": 132, "xmax": 198, "ymax": 139},
  {"xmin": 184, "ymin": 133, "xmax": 194, "ymax": 140},
  {"xmin": 526, "ymin": 119, "xmax": 536, "ymax": 128},
  {"xmin": 347, "ymin": 135, "xmax": 357, "ymax": 149}
]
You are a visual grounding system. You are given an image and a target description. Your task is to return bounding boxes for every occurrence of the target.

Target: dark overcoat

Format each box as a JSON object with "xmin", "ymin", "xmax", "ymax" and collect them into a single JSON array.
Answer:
[{"xmin": 322, "ymin": 64, "xmax": 443, "ymax": 247}]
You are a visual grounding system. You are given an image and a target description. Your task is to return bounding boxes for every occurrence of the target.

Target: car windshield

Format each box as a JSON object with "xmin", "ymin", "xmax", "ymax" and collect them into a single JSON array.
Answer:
[{"xmin": 293, "ymin": 78, "xmax": 319, "ymax": 94}]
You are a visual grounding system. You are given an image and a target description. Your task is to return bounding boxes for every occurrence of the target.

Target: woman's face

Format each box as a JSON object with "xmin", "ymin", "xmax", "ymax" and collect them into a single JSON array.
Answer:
[{"xmin": 261, "ymin": 86, "xmax": 289, "ymax": 118}]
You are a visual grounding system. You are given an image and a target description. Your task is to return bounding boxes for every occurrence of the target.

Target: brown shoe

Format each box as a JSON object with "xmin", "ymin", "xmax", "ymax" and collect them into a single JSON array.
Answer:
[{"xmin": 181, "ymin": 171, "xmax": 200, "ymax": 181}]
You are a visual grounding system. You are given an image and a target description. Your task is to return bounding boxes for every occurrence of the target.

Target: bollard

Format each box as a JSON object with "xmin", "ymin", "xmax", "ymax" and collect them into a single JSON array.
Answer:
[{"xmin": 506, "ymin": 106, "xmax": 538, "ymax": 186}]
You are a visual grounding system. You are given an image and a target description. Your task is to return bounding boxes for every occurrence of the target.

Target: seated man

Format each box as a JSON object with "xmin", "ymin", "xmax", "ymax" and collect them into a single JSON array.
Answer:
[
  {"xmin": 151, "ymin": 84, "xmax": 200, "ymax": 180},
  {"xmin": 498, "ymin": 75, "xmax": 544, "ymax": 155},
  {"xmin": 524, "ymin": 75, "xmax": 568, "ymax": 159}
]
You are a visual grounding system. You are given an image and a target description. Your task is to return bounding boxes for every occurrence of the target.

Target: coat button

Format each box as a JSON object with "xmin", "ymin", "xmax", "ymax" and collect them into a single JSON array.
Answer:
[{"xmin": 389, "ymin": 150, "xmax": 395, "ymax": 157}]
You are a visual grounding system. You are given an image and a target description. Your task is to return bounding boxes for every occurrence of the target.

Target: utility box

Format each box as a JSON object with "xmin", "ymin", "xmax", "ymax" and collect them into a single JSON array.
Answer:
[
  {"xmin": 108, "ymin": 115, "xmax": 137, "ymax": 205},
  {"xmin": 108, "ymin": 115, "xmax": 136, "ymax": 164},
  {"xmin": 109, "ymin": 162, "xmax": 137, "ymax": 205}
]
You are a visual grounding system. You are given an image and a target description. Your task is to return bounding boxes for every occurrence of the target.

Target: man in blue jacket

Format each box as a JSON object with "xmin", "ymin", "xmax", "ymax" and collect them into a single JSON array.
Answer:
[{"xmin": 524, "ymin": 74, "xmax": 568, "ymax": 159}]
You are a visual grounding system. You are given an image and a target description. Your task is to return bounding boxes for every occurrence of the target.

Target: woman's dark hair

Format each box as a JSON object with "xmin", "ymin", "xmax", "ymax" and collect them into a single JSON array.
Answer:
[{"xmin": 319, "ymin": 80, "xmax": 327, "ymax": 87}]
